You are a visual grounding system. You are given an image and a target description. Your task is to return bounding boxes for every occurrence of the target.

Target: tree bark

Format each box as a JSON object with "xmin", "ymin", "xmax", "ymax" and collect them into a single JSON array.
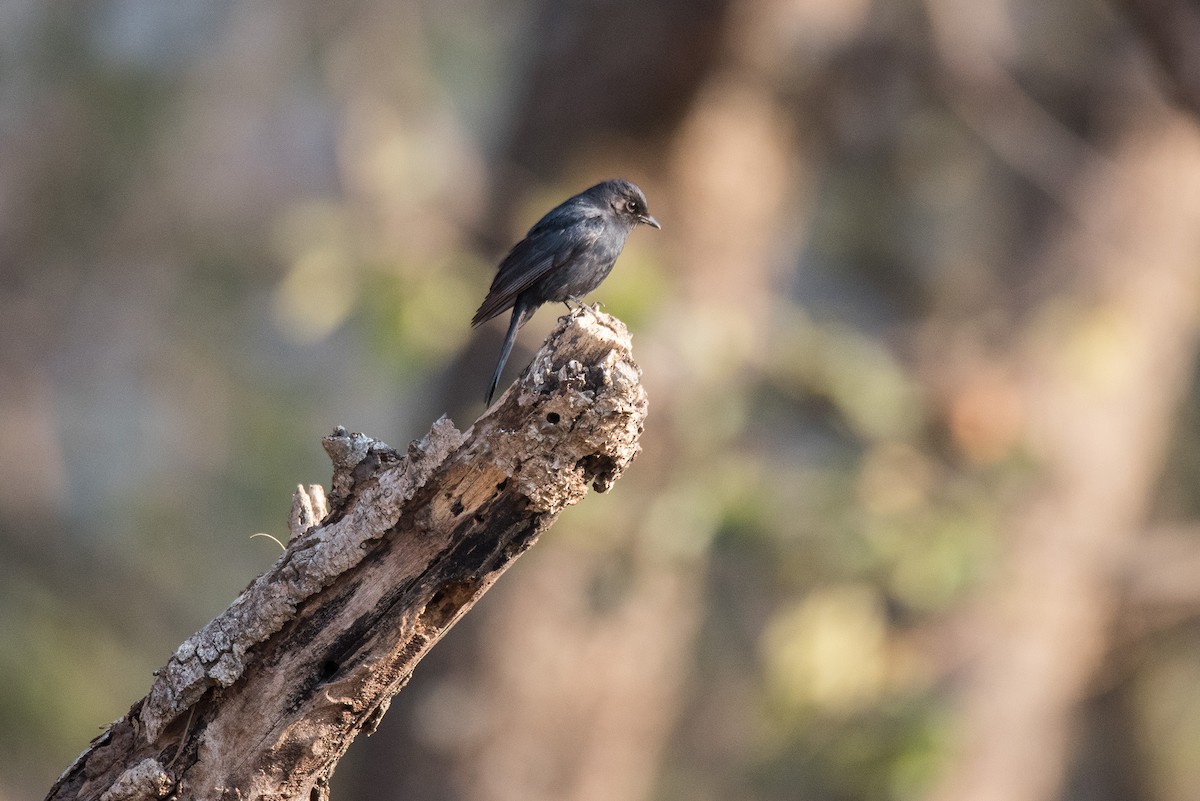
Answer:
[{"xmin": 44, "ymin": 308, "xmax": 647, "ymax": 801}]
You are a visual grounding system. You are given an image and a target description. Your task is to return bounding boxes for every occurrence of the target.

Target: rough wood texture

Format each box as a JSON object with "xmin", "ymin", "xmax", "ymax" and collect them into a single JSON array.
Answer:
[{"xmin": 45, "ymin": 308, "xmax": 647, "ymax": 801}]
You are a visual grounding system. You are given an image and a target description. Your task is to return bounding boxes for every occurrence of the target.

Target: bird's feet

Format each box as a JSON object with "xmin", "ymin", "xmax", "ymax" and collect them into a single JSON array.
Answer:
[{"xmin": 563, "ymin": 296, "xmax": 604, "ymax": 314}]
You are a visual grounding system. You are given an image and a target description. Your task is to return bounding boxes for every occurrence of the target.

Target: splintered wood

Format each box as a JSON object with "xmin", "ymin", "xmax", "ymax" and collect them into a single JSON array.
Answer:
[{"xmin": 47, "ymin": 308, "xmax": 646, "ymax": 801}]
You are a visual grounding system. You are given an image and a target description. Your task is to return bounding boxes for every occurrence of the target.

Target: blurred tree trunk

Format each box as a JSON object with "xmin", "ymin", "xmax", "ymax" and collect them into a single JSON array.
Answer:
[
  {"xmin": 926, "ymin": 102, "xmax": 1200, "ymax": 801},
  {"xmin": 1119, "ymin": 0, "xmax": 1200, "ymax": 117},
  {"xmin": 418, "ymin": 3, "xmax": 817, "ymax": 801}
]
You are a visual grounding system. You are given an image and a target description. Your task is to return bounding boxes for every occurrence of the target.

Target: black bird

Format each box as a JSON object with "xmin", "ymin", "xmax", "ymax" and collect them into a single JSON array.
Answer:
[{"xmin": 472, "ymin": 179, "xmax": 660, "ymax": 405}]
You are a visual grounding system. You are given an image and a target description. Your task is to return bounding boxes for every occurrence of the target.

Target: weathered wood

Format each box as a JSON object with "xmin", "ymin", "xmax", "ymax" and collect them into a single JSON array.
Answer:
[{"xmin": 46, "ymin": 308, "xmax": 647, "ymax": 801}]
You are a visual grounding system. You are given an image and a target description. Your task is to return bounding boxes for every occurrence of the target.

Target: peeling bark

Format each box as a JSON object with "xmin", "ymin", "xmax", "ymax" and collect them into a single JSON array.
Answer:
[{"xmin": 45, "ymin": 308, "xmax": 647, "ymax": 801}]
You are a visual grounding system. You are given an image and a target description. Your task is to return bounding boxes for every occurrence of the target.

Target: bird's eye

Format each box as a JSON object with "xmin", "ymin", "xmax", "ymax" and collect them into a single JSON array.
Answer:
[{"xmin": 626, "ymin": 199, "xmax": 638, "ymax": 214}]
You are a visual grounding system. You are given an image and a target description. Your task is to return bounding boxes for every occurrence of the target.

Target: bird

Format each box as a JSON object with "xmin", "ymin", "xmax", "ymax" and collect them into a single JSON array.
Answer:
[{"xmin": 472, "ymin": 179, "xmax": 660, "ymax": 405}]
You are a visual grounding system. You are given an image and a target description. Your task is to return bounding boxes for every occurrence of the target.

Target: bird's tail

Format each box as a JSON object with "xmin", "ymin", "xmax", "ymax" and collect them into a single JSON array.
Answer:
[{"xmin": 485, "ymin": 302, "xmax": 530, "ymax": 406}]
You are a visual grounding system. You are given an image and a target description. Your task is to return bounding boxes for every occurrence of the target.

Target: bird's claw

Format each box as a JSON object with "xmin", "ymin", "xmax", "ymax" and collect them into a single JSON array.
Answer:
[{"xmin": 563, "ymin": 297, "xmax": 604, "ymax": 315}]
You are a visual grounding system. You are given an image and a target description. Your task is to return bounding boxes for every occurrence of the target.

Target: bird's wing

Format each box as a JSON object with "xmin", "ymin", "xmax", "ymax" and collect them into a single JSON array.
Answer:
[{"xmin": 471, "ymin": 215, "xmax": 602, "ymax": 327}]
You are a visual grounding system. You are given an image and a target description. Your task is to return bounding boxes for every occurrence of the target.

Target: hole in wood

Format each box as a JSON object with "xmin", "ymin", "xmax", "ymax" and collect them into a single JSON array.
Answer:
[{"xmin": 546, "ymin": 412, "xmax": 561, "ymax": 424}]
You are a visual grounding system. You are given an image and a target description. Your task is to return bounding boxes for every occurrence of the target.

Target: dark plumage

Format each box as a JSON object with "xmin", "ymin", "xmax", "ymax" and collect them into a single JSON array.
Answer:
[{"xmin": 472, "ymin": 179, "xmax": 659, "ymax": 405}]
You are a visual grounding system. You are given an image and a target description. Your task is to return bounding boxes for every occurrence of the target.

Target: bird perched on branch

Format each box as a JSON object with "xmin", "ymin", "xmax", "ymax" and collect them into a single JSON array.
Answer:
[{"xmin": 472, "ymin": 179, "xmax": 660, "ymax": 405}]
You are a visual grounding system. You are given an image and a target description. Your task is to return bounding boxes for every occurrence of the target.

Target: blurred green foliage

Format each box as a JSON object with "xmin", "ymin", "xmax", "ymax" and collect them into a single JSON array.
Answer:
[{"xmin": 4, "ymin": 3, "xmax": 1200, "ymax": 801}]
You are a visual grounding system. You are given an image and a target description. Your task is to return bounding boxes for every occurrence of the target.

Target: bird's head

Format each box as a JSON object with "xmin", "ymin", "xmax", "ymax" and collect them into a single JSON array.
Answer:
[{"xmin": 602, "ymin": 179, "xmax": 661, "ymax": 230}]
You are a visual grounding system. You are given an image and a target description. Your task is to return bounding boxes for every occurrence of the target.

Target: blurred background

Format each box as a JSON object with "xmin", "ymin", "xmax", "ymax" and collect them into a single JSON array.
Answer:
[{"xmin": 5, "ymin": 1, "xmax": 1200, "ymax": 800}]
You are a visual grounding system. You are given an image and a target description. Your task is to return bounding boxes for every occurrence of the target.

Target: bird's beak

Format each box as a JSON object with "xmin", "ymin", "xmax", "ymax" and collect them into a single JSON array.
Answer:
[{"xmin": 639, "ymin": 214, "xmax": 661, "ymax": 230}]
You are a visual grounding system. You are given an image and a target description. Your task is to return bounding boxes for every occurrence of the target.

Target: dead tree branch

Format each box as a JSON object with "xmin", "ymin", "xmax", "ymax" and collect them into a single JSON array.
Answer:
[{"xmin": 45, "ymin": 308, "xmax": 647, "ymax": 801}]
